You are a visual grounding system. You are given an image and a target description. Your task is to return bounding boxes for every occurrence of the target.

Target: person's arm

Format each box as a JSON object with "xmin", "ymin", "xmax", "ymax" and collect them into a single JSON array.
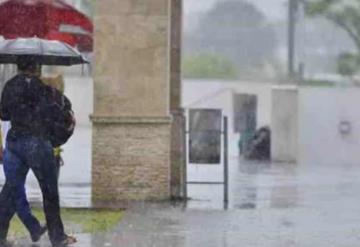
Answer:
[{"xmin": 0, "ymin": 81, "xmax": 12, "ymax": 121}]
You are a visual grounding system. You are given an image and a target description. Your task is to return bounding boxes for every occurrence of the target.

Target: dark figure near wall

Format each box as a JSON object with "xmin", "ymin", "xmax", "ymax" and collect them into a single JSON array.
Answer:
[{"xmin": 244, "ymin": 127, "xmax": 271, "ymax": 160}]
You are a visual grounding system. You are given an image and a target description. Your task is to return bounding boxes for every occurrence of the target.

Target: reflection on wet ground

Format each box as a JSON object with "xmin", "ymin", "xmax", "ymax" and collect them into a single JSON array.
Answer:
[
  {"xmin": 234, "ymin": 160, "xmax": 299, "ymax": 210},
  {"xmin": 188, "ymin": 158, "xmax": 360, "ymax": 211},
  {"xmin": 187, "ymin": 158, "xmax": 301, "ymax": 210}
]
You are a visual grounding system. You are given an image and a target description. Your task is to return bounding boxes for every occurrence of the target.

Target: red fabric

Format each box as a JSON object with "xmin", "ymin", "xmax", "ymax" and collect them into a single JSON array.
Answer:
[
  {"xmin": 46, "ymin": 31, "xmax": 76, "ymax": 46},
  {"xmin": 0, "ymin": 0, "xmax": 93, "ymax": 51}
]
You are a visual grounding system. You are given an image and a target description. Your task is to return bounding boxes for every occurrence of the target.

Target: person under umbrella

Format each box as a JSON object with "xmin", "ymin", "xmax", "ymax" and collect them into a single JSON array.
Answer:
[
  {"xmin": 0, "ymin": 37, "xmax": 85, "ymax": 246},
  {"xmin": 0, "ymin": 56, "xmax": 77, "ymax": 247}
]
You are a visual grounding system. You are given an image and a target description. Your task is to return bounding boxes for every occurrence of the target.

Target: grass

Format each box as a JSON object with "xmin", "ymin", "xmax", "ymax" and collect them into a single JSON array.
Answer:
[
  {"xmin": 302, "ymin": 79, "xmax": 335, "ymax": 87},
  {"xmin": 8, "ymin": 208, "xmax": 123, "ymax": 238}
]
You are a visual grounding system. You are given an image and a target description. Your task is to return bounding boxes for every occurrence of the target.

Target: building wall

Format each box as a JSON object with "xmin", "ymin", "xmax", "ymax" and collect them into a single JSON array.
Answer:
[
  {"xmin": 271, "ymin": 86, "xmax": 360, "ymax": 166},
  {"xmin": 298, "ymin": 87, "xmax": 360, "ymax": 166},
  {"xmin": 271, "ymin": 86, "xmax": 298, "ymax": 163}
]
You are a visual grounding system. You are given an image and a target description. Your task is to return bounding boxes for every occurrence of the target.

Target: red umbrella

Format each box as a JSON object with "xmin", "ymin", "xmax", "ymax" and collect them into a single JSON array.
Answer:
[{"xmin": 0, "ymin": 0, "xmax": 93, "ymax": 52}]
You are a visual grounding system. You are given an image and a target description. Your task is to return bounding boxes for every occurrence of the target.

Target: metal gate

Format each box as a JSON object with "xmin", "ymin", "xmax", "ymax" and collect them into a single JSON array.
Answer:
[{"xmin": 183, "ymin": 109, "xmax": 229, "ymax": 206}]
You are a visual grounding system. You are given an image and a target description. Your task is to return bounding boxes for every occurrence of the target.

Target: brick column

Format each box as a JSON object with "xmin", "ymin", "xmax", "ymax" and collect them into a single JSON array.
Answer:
[
  {"xmin": 170, "ymin": 0, "xmax": 185, "ymax": 199},
  {"xmin": 92, "ymin": 0, "xmax": 172, "ymax": 203}
]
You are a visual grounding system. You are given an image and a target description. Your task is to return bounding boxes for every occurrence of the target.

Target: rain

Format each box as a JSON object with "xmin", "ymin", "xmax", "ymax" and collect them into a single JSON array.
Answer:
[{"xmin": 0, "ymin": 0, "xmax": 359, "ymax": 246}]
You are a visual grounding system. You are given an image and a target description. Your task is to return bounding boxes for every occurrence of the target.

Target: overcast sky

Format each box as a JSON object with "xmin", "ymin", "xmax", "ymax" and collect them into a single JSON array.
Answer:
[{"xmin": 184, "ymin": 0, "xmax": 288, "ymax": 22}]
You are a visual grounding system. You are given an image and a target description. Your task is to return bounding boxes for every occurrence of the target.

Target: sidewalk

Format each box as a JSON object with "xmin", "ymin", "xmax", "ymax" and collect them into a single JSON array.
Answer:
[
  {"xmin": 16, "ymin": 201, "xmax": 360, "ymax": 246},
  {"xmin": 14, "ymin": 160, "xmax": 360, "ymax": 246}
]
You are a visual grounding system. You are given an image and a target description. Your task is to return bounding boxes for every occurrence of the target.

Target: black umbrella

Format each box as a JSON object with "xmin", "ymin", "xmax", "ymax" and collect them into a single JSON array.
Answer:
[{"xmin": 0, "ymin": 37, "xmax": 88, "ymax": 66}]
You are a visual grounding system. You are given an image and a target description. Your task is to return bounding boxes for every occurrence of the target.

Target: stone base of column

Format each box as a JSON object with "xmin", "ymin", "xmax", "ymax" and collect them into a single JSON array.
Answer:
[{"xmin": 91, "ymin": 116, "xmax": 171, "ymax": 204}]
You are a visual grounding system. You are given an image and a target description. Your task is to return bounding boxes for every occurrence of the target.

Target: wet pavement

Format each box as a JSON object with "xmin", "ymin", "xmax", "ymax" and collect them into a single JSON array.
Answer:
[
  {"xmin": 100, "ymin": 161, "xmax": 360, "ymax": 247},
  {"xmin": 12, "ymin": 158, "xmax": 360, "ymax": 246}
]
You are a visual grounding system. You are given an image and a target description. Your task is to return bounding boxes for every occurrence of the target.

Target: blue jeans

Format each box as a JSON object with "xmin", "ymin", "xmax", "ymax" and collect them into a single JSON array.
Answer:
[
  {"xmin": 2, "ymin": 148, "xmax": 42, "ymax": 236},
  {"xmin": 0, "ymin": 135, "xmax": 65, "ymax": 244}
]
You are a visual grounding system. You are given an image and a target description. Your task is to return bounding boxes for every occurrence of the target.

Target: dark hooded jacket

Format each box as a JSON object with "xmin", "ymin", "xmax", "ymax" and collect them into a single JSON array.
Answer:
[{"xmin": 0, "ymin": 74, "xmax": 48, "ymax": 140}]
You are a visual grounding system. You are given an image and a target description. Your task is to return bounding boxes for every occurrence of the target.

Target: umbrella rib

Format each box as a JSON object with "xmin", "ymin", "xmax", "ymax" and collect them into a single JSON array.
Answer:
[
  {"xmin": 64, "ymin": 42, "xmax": 79, "ymax": 55},
  {"xmin": 63, "ymin": 42, "xmax": 85, "ymax": 65}
]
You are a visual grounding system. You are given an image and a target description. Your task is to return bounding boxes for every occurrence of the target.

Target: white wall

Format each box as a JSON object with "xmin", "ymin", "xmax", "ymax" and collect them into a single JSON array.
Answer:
[
  {"xmin": 64, "ymin": 75, "xmax": 93, "ymax": 126},
  {"xmin": 298, "ymin": 87, "xmax": 360, "ymax": 166},
  {"xmin": 271, "ymin": 86, "xmax": 298, "ymax": 162}
]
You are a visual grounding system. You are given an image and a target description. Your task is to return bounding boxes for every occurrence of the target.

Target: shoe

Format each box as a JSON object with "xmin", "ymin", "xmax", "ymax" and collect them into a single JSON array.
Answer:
[
  {"xmin": 31, "ymin": 225, "xmax": 47, "ymax": 242},
  {"xmin": 52, "ymin": 235, "xmax": 77, "ymax": 247},
  {"xmin": 0, "ymin": 239, "xmax": 13, "ymax": 247}
]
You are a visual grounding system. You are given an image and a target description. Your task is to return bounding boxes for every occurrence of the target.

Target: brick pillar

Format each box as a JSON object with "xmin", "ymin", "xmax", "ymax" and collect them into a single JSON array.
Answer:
[
  {"xmin": 92, "ymin": 0, "xmax": 172, "ymax": 203},
  {"xmin": 170, "ymin": 0, "xmax": 185, "ymax": 199}
]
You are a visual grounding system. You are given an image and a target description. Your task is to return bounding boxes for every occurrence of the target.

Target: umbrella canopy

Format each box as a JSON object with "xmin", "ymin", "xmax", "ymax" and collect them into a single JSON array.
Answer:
[
  {"xmin": 0, "ymin": 37, "xmax": 88, "ymax": 65},
  {"xmin": 0, "ymin": 0, "xmax": 93, "ymax": 52}
]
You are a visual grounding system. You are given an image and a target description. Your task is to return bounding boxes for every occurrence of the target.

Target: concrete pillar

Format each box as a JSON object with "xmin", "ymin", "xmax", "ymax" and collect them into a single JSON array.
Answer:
[
  {"xmin": 271, "ymin": 85, "xmax": 298, "ymax": 163},
  {"xmin": 170, "ymin": 0, "xmax": 185, "ymax": 199},
  {"xmin": 92, "ymin": 0, "xmax": 172, "ymax": 203}
]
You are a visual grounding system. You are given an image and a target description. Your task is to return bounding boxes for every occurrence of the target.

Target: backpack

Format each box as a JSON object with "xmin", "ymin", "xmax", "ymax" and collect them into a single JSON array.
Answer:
[{"xmin": 40, "ymin": 86, "xmax": 76, "ymax": 147}]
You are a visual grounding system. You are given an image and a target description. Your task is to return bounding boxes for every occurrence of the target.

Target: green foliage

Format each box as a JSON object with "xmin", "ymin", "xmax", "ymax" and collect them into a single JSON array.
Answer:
[
  {"xmin": 8, "ymin": 208, "xmax": 123, "ymax": 238},
  {"xmin": 182, "ymin": 54, "xmax": 238, "ymax": 80},
  {"xmin": 306, "ymin": 0, "xmax": 337, "ymax": 16},
  {"xmin": 302, "ymin": 79, "xmax": 335, "ymax": 87},
  {"xmin": 306, "ymin": 0, "xmax": 360, "ymax": 50},
  {"xmin": 306, "ymin": 0, "xmax": 360, "ymax": 75},
  {"xmin": 337, "ymin": 53, "xmax": 360, "ymax": 76}
]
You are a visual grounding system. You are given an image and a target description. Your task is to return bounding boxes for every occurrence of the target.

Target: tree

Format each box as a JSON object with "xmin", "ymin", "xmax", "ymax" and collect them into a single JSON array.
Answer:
[
  {"xmin": 184, "ymin": 1, "xmax": 278, "ymax": 74},
  {"xmin": 307, "ymin": 0, "xmax": 360, "ymax": 76},
  {"xmin": 182, "ymin": 53, "xmax": 238, "ymax": 80}
]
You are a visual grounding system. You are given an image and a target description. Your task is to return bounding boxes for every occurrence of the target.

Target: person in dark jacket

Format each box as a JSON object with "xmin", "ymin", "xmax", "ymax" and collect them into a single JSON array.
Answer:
[
  {"xmin": 0, "ymin": 57, "xmax": 76, "ymax": 247},
  {"xmin": 245, "ymin": 126, "xmax": 271, "ymax": 160}
]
